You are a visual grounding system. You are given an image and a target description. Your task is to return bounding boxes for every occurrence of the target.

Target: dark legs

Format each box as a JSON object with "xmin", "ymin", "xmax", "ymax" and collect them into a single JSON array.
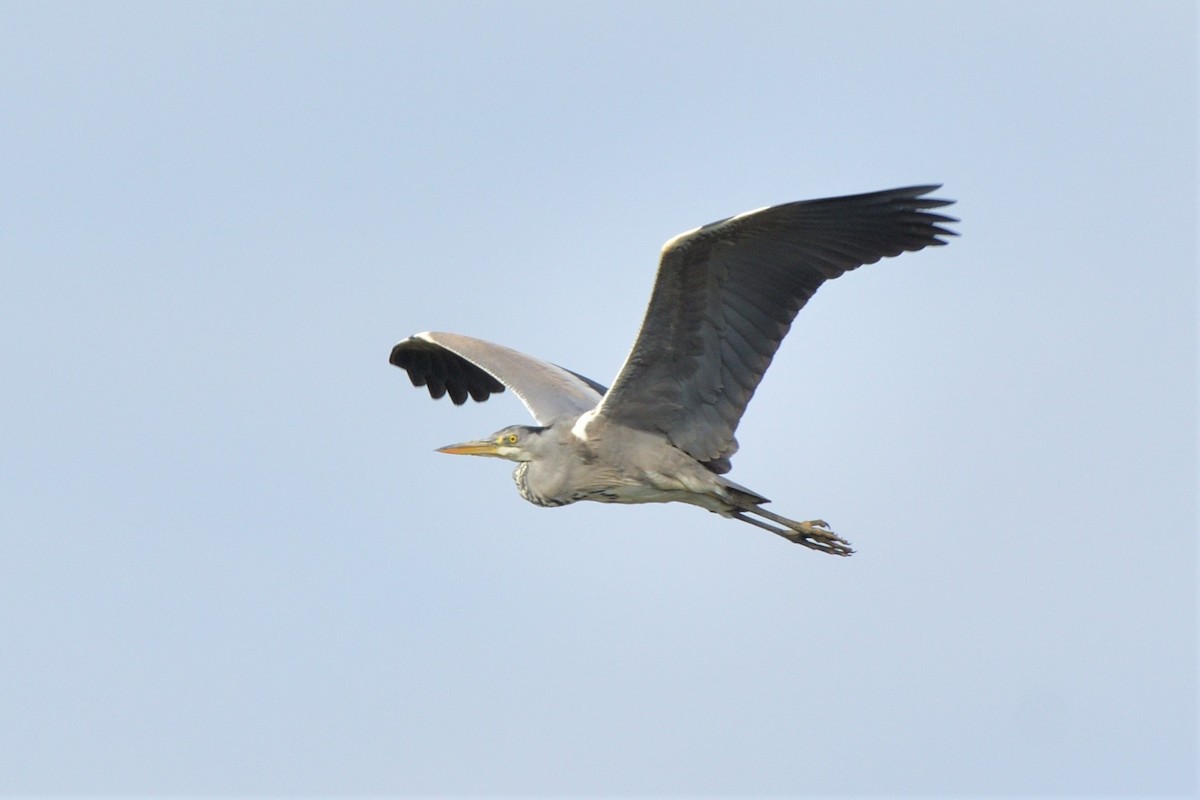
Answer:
[{"xmin": 732, "ymin": 508, "xmax": 854, "ymax": 556}]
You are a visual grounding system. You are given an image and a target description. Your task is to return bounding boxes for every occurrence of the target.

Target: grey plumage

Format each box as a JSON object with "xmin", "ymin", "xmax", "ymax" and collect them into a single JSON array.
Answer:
[
  {"xmin": 391, "ymin": 331, "xmax": 602, "ymax": 423},
  {"xmin": 390, "ymin": 185, "xmax": 957, "ymax": 555}
]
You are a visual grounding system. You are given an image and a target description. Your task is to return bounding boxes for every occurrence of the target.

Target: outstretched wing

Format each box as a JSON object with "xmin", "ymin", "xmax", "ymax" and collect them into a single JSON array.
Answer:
[
  {"xmin": 389, "ymin": 331, "xmax": 606, "ymax": 425},
  {"xmin": 593, "ymin": 185, "xmax": 957, "ymax": 466}
]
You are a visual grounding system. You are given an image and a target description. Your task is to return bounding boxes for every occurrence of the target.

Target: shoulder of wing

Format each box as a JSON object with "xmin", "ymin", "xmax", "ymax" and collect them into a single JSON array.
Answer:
[{"xmin": 659, "ymin": 204, "xmax": 775, "ymax": 261}]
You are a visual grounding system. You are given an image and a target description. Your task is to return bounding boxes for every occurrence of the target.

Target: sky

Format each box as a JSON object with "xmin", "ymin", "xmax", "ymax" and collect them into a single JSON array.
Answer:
[{"xmin": 0, "ymin": 1, "xmax": 1196, "ymax": 797}]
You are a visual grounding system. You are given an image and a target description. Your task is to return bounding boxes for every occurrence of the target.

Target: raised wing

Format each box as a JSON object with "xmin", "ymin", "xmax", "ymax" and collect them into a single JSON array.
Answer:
[
  {"xmin": 594, "ymin": 185, "xmax": 957, "ymax": 466},
  {"xmin": 389, "ymin": 331, "xmax": 606, "ymax": 425}
]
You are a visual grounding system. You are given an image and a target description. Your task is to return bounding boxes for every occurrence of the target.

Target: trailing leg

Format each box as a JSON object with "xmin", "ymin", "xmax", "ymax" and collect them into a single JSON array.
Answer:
[{"xmin": 732, "ymin": 508, "xmax": 854, "ymax": 556}]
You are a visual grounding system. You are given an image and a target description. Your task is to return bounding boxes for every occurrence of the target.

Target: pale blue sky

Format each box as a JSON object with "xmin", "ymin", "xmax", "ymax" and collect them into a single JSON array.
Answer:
[{"xmin": 1, "ymin": 1, "xmax": 1196, "ymax": 796}]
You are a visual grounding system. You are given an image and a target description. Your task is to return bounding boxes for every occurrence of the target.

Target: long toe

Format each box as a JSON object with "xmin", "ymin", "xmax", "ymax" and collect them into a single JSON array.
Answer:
[{"xmin": 792, "ymin": 521, "xmax": 854, "ymax": 556}]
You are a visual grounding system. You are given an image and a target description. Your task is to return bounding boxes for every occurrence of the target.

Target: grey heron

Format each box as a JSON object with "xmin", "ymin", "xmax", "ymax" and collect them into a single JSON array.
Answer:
[{"xmin": 390, "ymin": 185, "xmax": 957, "ymax": 555}]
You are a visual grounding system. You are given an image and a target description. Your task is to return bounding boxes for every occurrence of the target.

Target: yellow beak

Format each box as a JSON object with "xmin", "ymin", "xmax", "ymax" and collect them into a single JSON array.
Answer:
[{"xmin": 437, "ymin": 439, "xmax": 504, "ymax": 457}]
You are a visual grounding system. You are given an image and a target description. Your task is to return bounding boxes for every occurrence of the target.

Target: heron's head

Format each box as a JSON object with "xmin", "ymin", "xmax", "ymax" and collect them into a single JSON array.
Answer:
[{"xmin": 437, "ymin": 425, "xmax": 548, "ymax": 462}]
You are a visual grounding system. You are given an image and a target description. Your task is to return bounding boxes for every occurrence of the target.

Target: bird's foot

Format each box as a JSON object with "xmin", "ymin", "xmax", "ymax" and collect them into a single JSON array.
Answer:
[
  {"xmin": 785, "ymin": 519, "xmax": 854, "ymax": 557},
  {"xmin": 734, "ymin": 507, "xmax": 855, "ymax": 556}
]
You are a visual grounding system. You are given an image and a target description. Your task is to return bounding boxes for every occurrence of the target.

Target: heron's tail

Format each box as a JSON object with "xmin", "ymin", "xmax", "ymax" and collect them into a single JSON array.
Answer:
[{"xmin": 717, "ymin": 477, "xmax": 770, "ymax": 506}]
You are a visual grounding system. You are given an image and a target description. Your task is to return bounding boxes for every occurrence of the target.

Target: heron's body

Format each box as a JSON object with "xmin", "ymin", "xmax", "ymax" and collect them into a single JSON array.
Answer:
[
  {"xmin": 510, "ymin": 419, "xmax": 748, "ymax": 511},
  {"xmin": 391, "ymin": 186, "xmax": 957, "ymax": 555}
]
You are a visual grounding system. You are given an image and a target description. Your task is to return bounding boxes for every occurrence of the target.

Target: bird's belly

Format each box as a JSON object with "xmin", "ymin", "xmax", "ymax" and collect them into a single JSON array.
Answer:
[
  {"xmin": 578, "ymin": 484, "xmax": 681, "ymax": 504},
  {"xmin": 523, "ymin": 483, "xmax": 696, "ymax": 508},
  {"xmin": 576, "ymin": 482, "xmax": 730, "ymax": 512},
  {"xmin": 515, "ymin": 461, "xmax": 728, "ymax": 511}
]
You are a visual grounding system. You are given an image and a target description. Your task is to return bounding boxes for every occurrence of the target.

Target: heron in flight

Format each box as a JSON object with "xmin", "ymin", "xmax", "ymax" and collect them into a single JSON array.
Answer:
[{"xmin": 390, "ymin": 186, "xmax": 956, "ymax": 555}]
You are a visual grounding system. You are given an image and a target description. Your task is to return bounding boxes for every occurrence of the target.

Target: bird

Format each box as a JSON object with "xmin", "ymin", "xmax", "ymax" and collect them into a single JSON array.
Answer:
[{"xmin": 390, "ymin": 185, "xmax": 957, "ymax": 555}]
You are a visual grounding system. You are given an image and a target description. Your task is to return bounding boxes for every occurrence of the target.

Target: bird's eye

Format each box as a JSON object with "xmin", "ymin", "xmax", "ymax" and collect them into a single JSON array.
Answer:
[{"xmin": 506, "ymin": 434, "xmax": 518, "ymax": 444}]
